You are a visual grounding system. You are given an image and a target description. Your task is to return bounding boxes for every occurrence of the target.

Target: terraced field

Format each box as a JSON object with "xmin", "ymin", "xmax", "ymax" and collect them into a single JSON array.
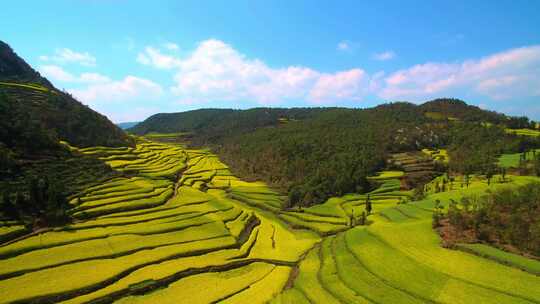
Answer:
[
  {"xmin": 290, "ymin": 175, "xmax": 540, "ymax": 304},
  {"xmin": 422, "ymin": 148, "xmax": 449, "ymax": 163},
  {"xmin": 389, "ymin": 152, "xmax": 442, "ymax": 188},
  {"xmin": 498, "ymin": 149, "xmax": 540, "ymax": 168},
  {"xmin": 1, "ymin": 137, "xmax": 539, "ymax": 303},
  {"xmin": 506, "ymin": 128, "xmax": 540, "ymax": 137},
  {"xmin": 0, "ymin": 139, "xmax": 318, "ymax": 303}
]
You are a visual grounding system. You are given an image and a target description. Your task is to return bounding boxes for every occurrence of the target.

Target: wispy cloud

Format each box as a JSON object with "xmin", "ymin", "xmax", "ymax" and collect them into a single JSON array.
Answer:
[
  {"xmin": 39, "ymin": 64, "xmax": 162, "ymax": 109},
  {"xmin": 337, "ymin": 40, "xmax": 361, "ymax": 53},
  {"xmin": 378, "ymin": 45, "xmax": 540, "ymax": 101},
  {"xmin": 373, "ymin": 51, "xmax": 396, "ymax": 61},
  {"xmin": 137, "ymin": 46, "xmax": 181, "ymax": 69},
  {"xmin": 163, "ymin": 42, "xmax": 179, "ymax": 51},
  {"xmin": 39, "ymin": 48, "xmax": 97, "ymax": 67},
  {"xmin": 337, "ymin": 41, "xmax": 351, "ymax": 52},
  {"xmin": 69, "ymin": 76, "xmax": 163, "ymax": 104},
  {"xmin": 39, "ymin": 65, "xmax": 110, "ymax": 83}
]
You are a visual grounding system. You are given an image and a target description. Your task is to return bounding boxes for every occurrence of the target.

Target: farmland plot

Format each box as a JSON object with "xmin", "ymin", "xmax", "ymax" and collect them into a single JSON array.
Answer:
[{"xmin": 1, "ymin": 138, "xmax": 539, "ymax": 304}]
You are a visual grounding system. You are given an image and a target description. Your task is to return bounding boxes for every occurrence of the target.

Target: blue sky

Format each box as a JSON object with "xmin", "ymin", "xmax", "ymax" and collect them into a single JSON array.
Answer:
[{"xmin": 1, "ymin": 0, "xmax": 540, "ymax": 122}]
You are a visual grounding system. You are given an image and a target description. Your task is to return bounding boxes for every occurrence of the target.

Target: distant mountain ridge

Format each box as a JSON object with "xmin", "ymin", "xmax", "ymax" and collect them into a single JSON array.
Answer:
[
  {"xmin": 117, "ymin": 121, "xmax": 140, "ymax": 130},
  {"xmin": 128, "ymin": 107, "xmax": 332, "ymax": 143},
  {"xmin": 129, "ymin": 99, "xmax": 525, "ymax": 142}
]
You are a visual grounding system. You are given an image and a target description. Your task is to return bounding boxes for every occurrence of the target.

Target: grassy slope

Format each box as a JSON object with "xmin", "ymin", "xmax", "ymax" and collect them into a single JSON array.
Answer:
[{"xmin": 498, "ymin": 149, "xmax": 540, "ymax": 168}]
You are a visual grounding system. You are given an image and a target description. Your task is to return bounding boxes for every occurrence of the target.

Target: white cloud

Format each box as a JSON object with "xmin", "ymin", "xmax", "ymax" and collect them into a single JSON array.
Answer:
[
  {"xmin": 373, "ymin": 51, "xmax": 396, "ymax": 61},
  {"xmin": 69, "ymin": 76, "xmax": 163, "ymax": 104},
  {"xmin": 368, "ymin": 71, "xmax": 386, "ymax": 93},
  {"xmin": 39, "ymin": 48, "xmax": 97, "ymax": 67},
  {"xmin": 137, "ymin": 47, "xmax": 181, "ymax": 69},
  {"xmin": 378, "ymin": 45, "xmax": 540, "ymax": 101},
  {"xmin": 136, "ymin": 39, "xmax": 368, "ymax": 105},
  {"xmin": 40, "ymin": 66, "xmax": 162, "ymax": 107},
  {"xmin": 40, "ymin": 65, "xmax": 76, "ymax": 82},
  {"xmin": 163, "ymin": 42, "xmax": 180, "ymax": 51},
  {"xmin": 308, "ymin": 69, "xmax": 367, "ymax": 103},
  {"xmin": 132, "ymin": 40, "xmax": 540, "ymax": 109},
  {"xmin": 39, "ymin": 65, "xmax": 110, "ymax": 83},
  {"xmin": 337, "ymin": 41, "xmax": 350, "ymax": 51}
]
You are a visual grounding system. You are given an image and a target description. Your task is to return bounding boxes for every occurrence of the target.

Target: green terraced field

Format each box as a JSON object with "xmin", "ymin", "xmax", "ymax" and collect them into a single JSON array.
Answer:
[
  {"xmin": 0, "ymin": 137, "xmax": 538, "ymax": 303},
  {"xmin": 506, "ymin": 128, "xmax": 540, "ymax": 137},
  {"xmin": 455, "ymin": 243, "xmax": 540, "ymax": 275},
  {"xmin": 498, "ymin": 149, "xmax": 540, "ymax": 168},
  {"xmin": 0, "ymin": 81, "xmax": 51, "ymax": 92},
  {"xmin": 422, "ymin": 148, "xmax": 449, "ymax": 163}
]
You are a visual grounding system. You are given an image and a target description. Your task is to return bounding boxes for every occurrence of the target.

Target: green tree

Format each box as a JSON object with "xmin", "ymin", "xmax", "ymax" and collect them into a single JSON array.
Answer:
[
  {"xmin": 535, "ymin": 154, "xmax": 540, "ymax": 177},
  {"xmin": 1, "ymin": 191, "xmax": 18, "ymax": 219},
  {"xmin": 365, "ymin": 194, "xmax": 372, "ymax": 214},
  {"xmin": 486, "ymin": 169, "xmax": 494, "ymax": 186},
  {"xmin": 432, "ymin": 199, "xmax": 443, "ymax": 228},
  {"xmin": 288, "ymin": 186, "xmax": 303, "ymax": 208},
  {"xmin": 359, "ymin": 211, "xmax": 367, "ymax": 226}
]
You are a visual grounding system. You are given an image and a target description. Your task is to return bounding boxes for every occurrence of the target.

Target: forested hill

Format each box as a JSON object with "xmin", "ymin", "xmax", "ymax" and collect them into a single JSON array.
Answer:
[
  {"xmin": 128, "ymin": 107, "xmax": 333, "ymax": 143},
  {"xmin": 0, "ymin": 40, "xmax": 131, "ymax": 149},
  {"xmin": 129, "ymin": 99, "xmax": 525, "ymax": 140},
  {"xmin": 131, "ymin": 100, "xmax": 539, "ymax": 206}
]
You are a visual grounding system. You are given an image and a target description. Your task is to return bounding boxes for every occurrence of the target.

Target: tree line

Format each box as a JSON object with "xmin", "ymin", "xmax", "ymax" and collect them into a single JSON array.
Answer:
[
  {"xmin": 1, "ymin": 176, "xmax": 70, "ymax": 228},
  {"xmin": 433, "ymin": 183, "xmax": 540, "ymax": 256}
]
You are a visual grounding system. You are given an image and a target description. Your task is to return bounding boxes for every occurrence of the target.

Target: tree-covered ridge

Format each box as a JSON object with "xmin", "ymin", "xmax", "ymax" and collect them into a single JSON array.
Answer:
[
  {"xmin": 130, "ymin": 99, "xmax": 533, "ymax": 141},
  {"xmin": 129, "ymin": 107, "xmax": 333, "ymax": 143}
]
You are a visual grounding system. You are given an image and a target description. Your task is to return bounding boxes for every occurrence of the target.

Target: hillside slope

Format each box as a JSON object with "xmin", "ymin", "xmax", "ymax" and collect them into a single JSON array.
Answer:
[
  {"xmin": 0, "ymin": 41, "xmax": 133, "ymax": 206},
  {"xmin": 129, "ymin": 107, "xmax": 332, "ymax": 143},
  {"xmin": 129, "ymin": 99, "xmax": 515, "ymax": 140},
  {"xmin": 0, "ymin": 40, "xmax": 130, "ymax": 148}
]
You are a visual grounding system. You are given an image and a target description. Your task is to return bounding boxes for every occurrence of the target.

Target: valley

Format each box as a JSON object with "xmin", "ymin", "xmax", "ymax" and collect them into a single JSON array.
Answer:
[{"xmin": 1, "ymin": 134, "xmax": 539, "ymax": 303}]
